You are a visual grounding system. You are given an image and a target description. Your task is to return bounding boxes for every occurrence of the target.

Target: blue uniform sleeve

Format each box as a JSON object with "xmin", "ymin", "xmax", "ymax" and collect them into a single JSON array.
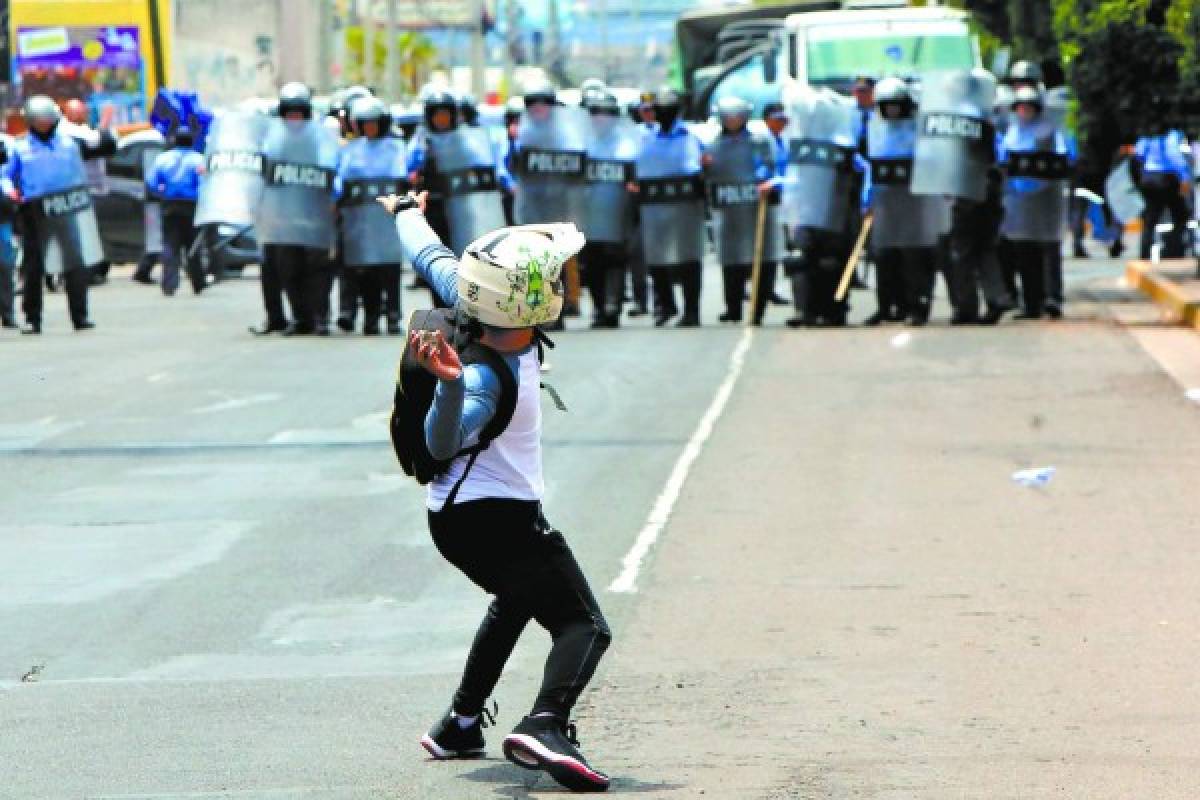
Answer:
[
  {"xmin": 395, "ymin": 208, "xmax": 459, "ymax": 306},
  {"xmin": 406, "ymin": 144, "xmax": 426, "ymax": 175},
  {"xmin": 1167, "ymin": 131, "xmax": 1191, "ymax": 181},
  {"xmin": 424, "ymin": 362, "xmax": 501, "ymax": 460},
  {"xmin": 145, "ymin": 156, "xmax": 163, "ymax": 194}
]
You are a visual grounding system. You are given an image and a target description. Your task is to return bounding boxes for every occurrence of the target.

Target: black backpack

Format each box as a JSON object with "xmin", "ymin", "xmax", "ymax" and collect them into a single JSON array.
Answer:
[{"xmin": 390, "ymin": 308, "xmax": 519, "ymax": 488}]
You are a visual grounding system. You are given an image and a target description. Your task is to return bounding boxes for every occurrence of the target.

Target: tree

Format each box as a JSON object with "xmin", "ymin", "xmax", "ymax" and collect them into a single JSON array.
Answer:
[{"xmin": 345, "ymin": 27, "xmax": 440, "ymax": 97}]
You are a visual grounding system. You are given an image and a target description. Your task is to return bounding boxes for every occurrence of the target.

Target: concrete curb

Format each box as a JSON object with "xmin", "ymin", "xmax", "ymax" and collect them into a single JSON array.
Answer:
[{"xmin": 1124, "ymin": 259, "xmax": 1200, "ymax": 330}]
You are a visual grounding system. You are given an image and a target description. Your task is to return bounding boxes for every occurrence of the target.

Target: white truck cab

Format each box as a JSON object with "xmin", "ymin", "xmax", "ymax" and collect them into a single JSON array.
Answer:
[{"xmin": 787, "ymin": 6, "xmax": 980, "ymax": 90}]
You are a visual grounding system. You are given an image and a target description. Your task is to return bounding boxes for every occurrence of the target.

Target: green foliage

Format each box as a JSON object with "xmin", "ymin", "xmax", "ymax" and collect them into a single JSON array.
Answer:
[{"xmin": 344, "ymin": 27, "xmax": 440, "ymax": 96}]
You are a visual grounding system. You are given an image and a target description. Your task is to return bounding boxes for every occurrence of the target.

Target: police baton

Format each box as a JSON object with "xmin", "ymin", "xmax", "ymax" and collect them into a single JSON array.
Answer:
[
  {"xmin": 746, "ymin": 192, "xmax": 769, "ymax": 328},
  {"xmin": 835, "ymin": 213, "xmax": 873, "ymax": 303}
]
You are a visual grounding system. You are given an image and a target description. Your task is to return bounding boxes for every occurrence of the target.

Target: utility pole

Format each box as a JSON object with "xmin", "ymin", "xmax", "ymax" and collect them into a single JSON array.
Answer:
[
  {"xmin": 599, "ymin": 0, "xmax": 608, "ymax": 84},
  {"xmin": 547, "ymin": 0, "xmax": 561, "ymax": 85},
  {"xmin": 385, "ymin": 0, "xmax": 398, "ymax": 100},
  {"xmin": 470, "ymin": 0, "xmax": 487, "ymax": 99},
  {"xmin": 503, "ymin": 0, "xmax": 515, "ymax": 99},
  {"xmin": 362, "ymin": 0, "xmax": 375, "ymax": 89},
  {"xmin": 318, "ymin": 0, "xmax": 333, "ymax": 92}
]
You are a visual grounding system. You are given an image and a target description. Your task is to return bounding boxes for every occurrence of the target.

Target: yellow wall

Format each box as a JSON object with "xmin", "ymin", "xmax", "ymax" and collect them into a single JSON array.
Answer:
[{"xmin": 11, "ymin": 0, "xmax": 173, "ymax": 106}]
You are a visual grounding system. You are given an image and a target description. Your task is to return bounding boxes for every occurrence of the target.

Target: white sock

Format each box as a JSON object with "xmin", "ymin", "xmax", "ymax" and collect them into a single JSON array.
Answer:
[{"xmin": 454, "ymin": 712, "xmax": 479, "ymax": 729}]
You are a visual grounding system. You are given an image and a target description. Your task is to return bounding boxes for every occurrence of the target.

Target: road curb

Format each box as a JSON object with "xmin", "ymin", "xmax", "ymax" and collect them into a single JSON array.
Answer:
[{"xmin": 1124, "ymin": 259, "xmax": 1200, "ymax": 330}]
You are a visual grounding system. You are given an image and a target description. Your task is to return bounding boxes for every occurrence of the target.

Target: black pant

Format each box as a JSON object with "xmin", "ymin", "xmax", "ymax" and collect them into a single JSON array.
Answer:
[
  {"xmin": 579, "ymin": 240, "xmax": 626, "ymax": 322},
  {"xmin": 948, "ymin": 239, "xmax": 1011, "ymax": 319},
  {"xmin": 871, "ymin": 246, "xmax": 907, "ymax": 321},
  {"xmin": 382, "ymin": 263, "xmax": 402, "ymax": 329},
  {"xmin": 1005, "ymin": 239, "xmax": 1057, "ymax": 316},
  {"xmin": 1139, "ymin": 173, "xmax": 1190, "ymax": 260},
  {"xmin": 262, "ymin": 244, "xmax": 331, "ymax": 330},
  {"xmin": 786, "ymin": 227, "xmax": 849, "ymax": 325},
  {"xmin": 340, "ymin": 265, "xmax": 388, "ymax": 330},
  {"xmin": 720, "ymin": 262, "xmax": 774, "ymax": 323},
  {"xmin": 162, "ymin": 209, "xmax": 202, "ymax": 294},
  {"xmin": 876, "ymin": 246, "xmax": 935, "ymax": 323},
  {"xmin": 428, "ymin": 499, "xmax": 611, "ymax": 722},
  {"xmin": 649, "ymin": 262, "xmax": 701, "ymax": 321},
  {"xmin": 20, "ymin": 208, "xmax": 89, "ymax": 326}
]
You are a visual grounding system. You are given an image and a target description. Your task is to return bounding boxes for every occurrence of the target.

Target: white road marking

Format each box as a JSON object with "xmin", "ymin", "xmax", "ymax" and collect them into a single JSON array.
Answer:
[
  {"xmin": 609, "ymin": 328, "xmax": 754, "ymax": 594},
  {"xmin": 147, "ymin": 372, "xmax": 169, "ymax": 384},
  {"xmin": 890, "ymin": 332, "xmax": 912, "ymax": 349},
  {"xmin": 190, "ymin": 393, "xmax": 280, "ymax": 415}
]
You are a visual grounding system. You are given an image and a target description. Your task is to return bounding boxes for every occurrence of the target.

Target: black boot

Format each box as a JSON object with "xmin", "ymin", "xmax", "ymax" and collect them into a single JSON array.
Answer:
[
  {"xmin": 650, "ymin": 267, "xmax": 676, "ymax": 326},
  {"xmin": 677, "ymin": 266, "xmax": 701, "ymax": 327},
  {"xmin": 718, "ymin": 266, "xmax": 745, "ymax": 323}
]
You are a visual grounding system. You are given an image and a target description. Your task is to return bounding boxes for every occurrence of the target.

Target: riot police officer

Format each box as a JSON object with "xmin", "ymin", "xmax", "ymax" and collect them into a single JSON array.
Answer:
[
  {"xmin": 864, "ymin": 77, "xmax": 946, "ymax": 326},
  {"xmin": 0, "ymin": 136, "xmax": 15, "ymax": 329},
  {"xmin": 407, "ymin": 89, "xmax": 460, "ymax": 307},
  {"xmin": 2, "ymin": 95, "xmax": 114, "ymax": 334},
  {"xmin": 635, "ymin": 88, "xmax": 706, "ymax": 327},
  {"xmin": 145, "ymin": 125, "xmax": 206, "ymax": 295},
  {"xmin": 256, "ymin": 82, "xmax": 340, "ymax": 335},
  {"xmin": 780, "ymin": 86, "xmax": 862, "ymax": 328},
  {"xmin": 579, "ymin": 90, "xmax": 640, "ymax": 327},
  {"xmin": 998, "ymin": 86, "xmax": 1072, "ymax": 319},
  {"xmin": 1134, "ymin": 123, "xmax": 1191, "ymax": 260},
  {"xmin": 337, "ymin": 96, "xmax": 407, "ymax": 335},
  {"xmin": 703, "ymin": 95, "xmax": 782, "ymax": 324},
  {"xmin": 501, "ymin": 98, "xmax": 522, "ymax": 225}
]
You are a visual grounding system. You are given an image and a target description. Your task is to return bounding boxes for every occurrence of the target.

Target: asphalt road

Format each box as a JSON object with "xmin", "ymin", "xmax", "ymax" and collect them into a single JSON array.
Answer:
[{"xmin": 2, "ymin": 254, "xmax": 1198, "ymax": 799}]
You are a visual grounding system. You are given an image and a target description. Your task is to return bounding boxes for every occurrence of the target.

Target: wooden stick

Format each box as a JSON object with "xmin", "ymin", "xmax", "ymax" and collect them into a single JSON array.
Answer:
[
  {"xmin": 835, "ymin": 213, "xmax": 873, "ymax": 303},
  {"xmin": 747, "ymin": 192, "xmax": 769, "ymax": 327}
]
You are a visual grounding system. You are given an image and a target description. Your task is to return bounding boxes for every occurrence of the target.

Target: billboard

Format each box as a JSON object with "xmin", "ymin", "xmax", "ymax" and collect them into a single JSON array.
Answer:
[{"xmin": 15, "ymin": 25, "xmax": 146, "ymax": 124}]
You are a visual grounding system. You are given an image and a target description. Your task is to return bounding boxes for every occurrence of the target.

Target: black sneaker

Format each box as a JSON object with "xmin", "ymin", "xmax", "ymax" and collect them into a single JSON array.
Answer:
[
  {"xmin": 502, "ymin": 715, "xmax": 610, "ymax": 793},
  {"xmin": 420, "ymin": 704, "xmax": 494, "ymax": 760}
]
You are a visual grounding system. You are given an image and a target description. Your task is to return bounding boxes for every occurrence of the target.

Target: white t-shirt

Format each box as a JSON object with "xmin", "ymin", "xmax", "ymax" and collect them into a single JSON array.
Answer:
[{"xmin": 427, "ymin": 348, "xmax": 544, "ymax": 511}]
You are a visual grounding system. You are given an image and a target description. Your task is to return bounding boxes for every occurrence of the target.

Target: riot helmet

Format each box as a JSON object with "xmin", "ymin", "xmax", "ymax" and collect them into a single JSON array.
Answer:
[
  {"xmin": 584, "ymin": 91, "xmax": 620, "ymax": 117},
  {"xmin": 457, "ymin": 224, "xmax": 586, "ymax": 328},
  {"xmin": 458, "ymin": 92, "xmax": 480, "ymax": 126},
  {"xmin": 23, "ymin": 95, "xmax": 62, "ymax": 137},
  {"xmin": 874, "ymin": 77, "xmax": 914, "ymax": 120},
  {"xmin": 653, "ymin": 87, "xmax": 683, "ymax": 132},
  {"xmin": 278, "ymin": 82, "xmax": 313, "ymax": 120},
  {"xmin": 504, "ymin": 97, "xmax": 523, "ymax": 126},
  {"xmin": 1008, "ymin": 60, "xmax": 1043, "ymax": 90},
  {"xmin": 715, "ymin": 95, "xmax": 751, "ymax": 133},
  {"xmin": 350, "ymin": 95, "xmax": 392, "ymax": 138},
  {"xmin": 423, "ymin": 89, "xmax": 459, "ymax": 132}
]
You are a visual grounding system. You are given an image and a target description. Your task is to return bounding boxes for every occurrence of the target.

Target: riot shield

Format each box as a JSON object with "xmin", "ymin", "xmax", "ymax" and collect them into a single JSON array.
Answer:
[
  {"xmin": 429, "ymin": 126, "xmax": 508, "ymax": 255},
  {"xmin": 36, "ymin": 186, "xmax": 105, "ymax": 275},
  {"xmin": 195, "ymin": 111, "xmax": 269, "ymax": 228},
  {"xmin": 780, "ymin": 86, "xmax": 858, "ymax": 234},
  {"xmin": 1043, "ymin": 86, "xmax": 1070, "ymax": 131},
  {"xmin": 911, "ymin": 69, "xmax": 997, "ymax": 202},
  {"xmin": 636, "ymin": 128, "xmax": 706, "ymax": 267},
  {"xmin": 1105, "ymin": 157, "xmax": 1145, "ymax": 225},
  {"xmin": 1001, "ymin": 135, "xmax": 1070, "ymax": 242},
  {"xmin": 869, "ymin": 115, "xmax": 948, "ymax": 248},
  {"xmin": 514, "ymin": 104, "xmax": 588, "ymax": 225},
  {"xmin": 141, "ymin": 146, "xmax": 164, "ymax": 255},
  {"xmin": 705, "ymin": 131, "xmax": 783, "ymax": 264},
  {"xmin": 338, "ymin": 136, "xmax": 408, "ymax": 267},
  {"xmin": 581, "ymin": 114, "xmax": 641, "ymax": 245},
  {"xmin": 257, "ymin": 118, "xmax": 340, "ymax": 249}
]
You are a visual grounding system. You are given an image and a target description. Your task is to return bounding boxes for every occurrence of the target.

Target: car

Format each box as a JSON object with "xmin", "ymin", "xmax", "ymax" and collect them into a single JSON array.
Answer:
[{"xmin": 95, "ymin": 126, "xmax": 259, "ymax": 275}]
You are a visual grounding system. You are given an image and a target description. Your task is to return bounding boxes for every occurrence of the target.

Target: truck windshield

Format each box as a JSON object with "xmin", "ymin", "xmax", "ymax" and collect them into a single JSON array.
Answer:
[{"xmin": 806, "ymin": 20, "xmax": 974, "ymax": 84}]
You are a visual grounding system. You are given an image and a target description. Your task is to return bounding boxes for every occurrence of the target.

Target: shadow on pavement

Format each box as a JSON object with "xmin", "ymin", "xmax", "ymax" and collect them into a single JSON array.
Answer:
[{"xmin": 461, "ymin": 763, "xmax": 685, "ymax": 795}]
